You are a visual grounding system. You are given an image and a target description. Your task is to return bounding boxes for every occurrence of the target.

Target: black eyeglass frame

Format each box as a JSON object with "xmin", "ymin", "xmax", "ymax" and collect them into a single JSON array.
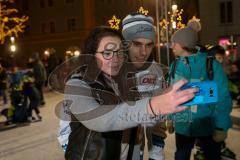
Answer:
[{"xmin": 96, "ymin": 49, "xmax": 127, "ymax": 60}]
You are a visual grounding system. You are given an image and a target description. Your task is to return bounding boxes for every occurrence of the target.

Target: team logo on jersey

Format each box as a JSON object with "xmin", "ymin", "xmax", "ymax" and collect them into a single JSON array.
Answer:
[
  {"xmin": 140, "ymin": 74, "xmax": 157, "ymax": 85},
  {"xmin": 137, "ymin": 73, "xmax": 159, "ymax": 92}
]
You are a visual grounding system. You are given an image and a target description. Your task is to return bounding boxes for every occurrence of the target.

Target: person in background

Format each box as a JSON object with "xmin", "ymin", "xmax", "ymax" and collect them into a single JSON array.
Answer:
[
  {"xmin": 22, "ymin": 71, "xmax": 42, "ymax": 121},
  {"xmin": 170, "ymin": 19, "xmax": 232, "ymax": 160},
  {"xmin": 47, "ymin": 49, "xmax": 59, "ymax": 75},
  {"xmin": 29, "ymin": 52, "xmax": 47, "ymax": 105},
  {"xmin": 0, "ymin": 61, "xmax": 8, "ymax": 106},
  {"xmin": 194, "ymin": 45, "xmax": 236, "ymax": 160},
  {"xmin": 228, "ymin": 62, "xmax": 240, "ymax": 106}
]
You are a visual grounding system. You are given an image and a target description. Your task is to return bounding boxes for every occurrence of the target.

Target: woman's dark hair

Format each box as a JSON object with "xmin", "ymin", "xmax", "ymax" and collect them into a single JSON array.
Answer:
[
  {"xmin": 83, "ymin": 26, "xmax": 123, "ymax": 55},
  {"xmin": 208, "ymin": 45, "xmax": 225, "ymax": 56},
  {"xmin": 80, "ymin": 26, "xmax": 123, "ymax": 81}
]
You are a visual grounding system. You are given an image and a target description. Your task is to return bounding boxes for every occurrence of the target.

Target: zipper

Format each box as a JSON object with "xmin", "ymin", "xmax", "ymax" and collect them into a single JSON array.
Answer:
[{"xmin": 184, "ymin": 57, "xmax": 192, "ymax": 79}]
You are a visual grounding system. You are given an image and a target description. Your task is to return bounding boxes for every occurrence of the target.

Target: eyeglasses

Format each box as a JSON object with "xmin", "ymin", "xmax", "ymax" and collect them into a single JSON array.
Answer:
[{"xmin": 96, "ymin": 50, "xmax": 126, "ymax": 60}]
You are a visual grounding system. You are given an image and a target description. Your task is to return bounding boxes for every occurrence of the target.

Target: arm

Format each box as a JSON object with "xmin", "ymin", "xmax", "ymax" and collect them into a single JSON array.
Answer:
[
  {"xmin": 65, "ymin": 79, "xmax": 153, "ymax": 132},
  {"xmin": 213, "ymin": 61, "xmax": 232, "ymax": 131},
  {"xmin": 58, "ymin": 120, "xmax": 71, "ymax": 151},
  {"xmin": 64, "ymin": 79, "xmax": 196, "ymax": 132}
]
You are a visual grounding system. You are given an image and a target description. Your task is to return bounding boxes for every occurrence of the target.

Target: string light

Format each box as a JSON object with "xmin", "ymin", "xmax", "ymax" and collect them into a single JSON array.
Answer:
[
  {"xmin": 159, "ymin": 19, "xmax": 169, "ymax": 29},
  {"xmin": 138, "ymin": 6, "xmax": 149, "ymax": 16},
  {"xmin": 160, "ymin": 8, "xmax": 186, "ymax": 30},
  {"xmin": 108, "ymin": 15, "xmax": 121, "ymax": 30},
  {"xmin": 107, "ymin": 7, "xmax": 150, "ymax": 30},
  {"xmin": 0, "ymin": 0, "xmax": 28, "ymax": 44}
]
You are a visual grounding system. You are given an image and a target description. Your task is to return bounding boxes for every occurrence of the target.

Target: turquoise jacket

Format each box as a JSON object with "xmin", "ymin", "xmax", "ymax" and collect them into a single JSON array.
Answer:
[{"xmin": 170, "ymin": 52, "xmax": 232, "ymax": 136}]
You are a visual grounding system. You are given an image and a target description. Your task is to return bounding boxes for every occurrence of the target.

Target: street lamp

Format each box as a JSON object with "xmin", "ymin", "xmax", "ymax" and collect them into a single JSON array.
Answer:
[
  {"xmin": 172, "ymin": 4, "xmax": 178, "ymax": 11},
  {"xmin": 10, "ymin": 44, "xmax": 16, "ymax": 52},
  {"xmin": 9, "ymin": 44, "xmax": 16, "ymax": 61},
  {"xmin": 171, "ymin": 4, "xmax": 178, "ymax": 30},
  {"xmin": 10, "ymin": 36, "xmax": 15, "ymax": 43},
  {"xmin": 44, "ymin": 50, "xmax": 50, "ymax": 56},
  {"xmin": 9, "ymin": 36, "xmax": 16, "ymax": 58},
  {"xmin": 74, "ymin": 50, "xmax": 80, "ymax": 57}
]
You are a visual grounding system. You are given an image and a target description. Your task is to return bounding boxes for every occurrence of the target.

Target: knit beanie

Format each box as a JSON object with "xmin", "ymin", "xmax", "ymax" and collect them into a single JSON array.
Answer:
[
  {"xmin": 171, "ymin": 19, "xmax": 201, "ymax": 49},
  {"xmin": 122, "ymin": 13, "xmax": 156, "ymax": 43}
]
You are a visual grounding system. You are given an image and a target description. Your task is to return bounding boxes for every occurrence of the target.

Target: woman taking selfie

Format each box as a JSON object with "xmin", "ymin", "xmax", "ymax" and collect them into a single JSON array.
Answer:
[{"xmin": 55, "ymin": 26, "xmax": 197, "ymax": 160}]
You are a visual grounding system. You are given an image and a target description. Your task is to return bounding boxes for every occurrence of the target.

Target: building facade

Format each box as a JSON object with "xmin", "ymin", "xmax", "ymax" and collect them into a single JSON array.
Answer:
[
  {"xmin": 198, "ymin": 0, "xmax": 240, "ymax": 60},
  {"xmin": 6, "ymin": 0, "xmax": 154, "ymax": 66}
]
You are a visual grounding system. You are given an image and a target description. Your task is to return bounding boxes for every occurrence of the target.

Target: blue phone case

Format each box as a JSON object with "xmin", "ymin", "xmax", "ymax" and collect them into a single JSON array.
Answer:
[{"xmin": 179, "ymin": 81, "xmax": 218, "ymax": 106}]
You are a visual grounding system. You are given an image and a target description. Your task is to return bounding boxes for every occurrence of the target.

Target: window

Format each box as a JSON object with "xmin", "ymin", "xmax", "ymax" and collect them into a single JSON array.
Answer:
[
  {"xmin": 67, "ymin": 18, "xmax": 77, "ymax": 31},
  {"xmin": 220, "ymin": 2, "xmax": 225, "ymax": 23},
  {"xmin": 65, "ymin": 0, "xmax": 74, "ymax": 3},
  {"xmin": 220, "ymin": 1, "xmax": 233, "ymax": 24},
  {"xmin": 48, "ymin": 0, "xmax": 53, "ymax": 7},
  {"xmin": 50, "ymin": 22, "xmax": 55, "ymax": 33},
  {"xmin": 22, "ymin": 0, "xmax": 29, "ymax": 11},
  {"xmin": 40, "ymin": 0, "xmax": 45, "ymax": 8},
  {"xmin": 41, "ymin": 23, "xmax": 47, "ymax": 33},
  {"xmin": 226, "ymin": 1, "xmax": 232, "ymax": 23}
]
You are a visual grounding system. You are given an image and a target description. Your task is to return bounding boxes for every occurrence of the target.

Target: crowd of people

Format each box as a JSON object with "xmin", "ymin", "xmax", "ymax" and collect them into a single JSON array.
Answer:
[
  {"xmin": 0, "ymin": 52, "xmax": 47, "ymax": 124},
  {"xmin": 52, "ymin": 13, "xmax": 240, "ymax": 160}
]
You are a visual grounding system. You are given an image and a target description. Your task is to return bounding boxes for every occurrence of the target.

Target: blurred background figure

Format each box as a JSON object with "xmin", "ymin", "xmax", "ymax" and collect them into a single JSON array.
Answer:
[
  {"xmin": 42, "ymin": 49, "xmax": 59, "ymax": 87},
  {"xmin": 208, "ymin": 45, "xmax": 225, "ymax": 64},
  {"xmin": 207, "ymin": 45, "xmax": 229, "ymax": 74},
  {"xmin": 0, "ymin": 60, "xmax": 8, "ymax": 106},
  {"xmin": 228, "ymin": 62, "xmax": 240, "ymax": 107},
  {"xmin": 47, "ymin": 49, "xmax": 59, "ymax": 77},
  {"xmin": 29, "ymin": 52, "xmax": 47, "ymax": 106},
  {"xmin": 6, "ymin": 66, "xmax": 28, "ymax": 124},
  {"xmin": 22, "ymin": 71, "xmax": 42, "ymax": 121}
]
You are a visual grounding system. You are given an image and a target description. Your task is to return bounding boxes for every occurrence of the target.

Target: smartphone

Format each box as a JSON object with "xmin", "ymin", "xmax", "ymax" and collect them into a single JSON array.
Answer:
[{"xmin": 179, "ymin": 81, "xmax": 218, "ymax": 106}]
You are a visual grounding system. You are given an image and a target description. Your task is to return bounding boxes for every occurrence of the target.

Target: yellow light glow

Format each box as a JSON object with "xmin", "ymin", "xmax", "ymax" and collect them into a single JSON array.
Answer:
[
  {"xmin": 74, "ymin": 50, "xmax": 80, "ymax": 56},
  {"xmin": 66, "ymin": 51, "xmax": 72, "ymax": 55},
  {"xmin": 44, "ymin": 50, "xmax": 50, "ymax": 56},
  {"xmin": 0, "ymin": 0, "xmax": 29, "ymax": 44},
  {"xmin": 108, "ymin": 15, "xmax": 121, "ymax": 30},
  {"xmin": 10, "ymin": 44, "xmax": 16, "ymax": 52},
  {"xmin": 138, "ymin": 7, "xmax": 149, "ymax": 16},
  {"xmin": 172, "ymin": 4, "xmax": 178, "ymax": 11},
  {"xmin": 172, "ymin": 21, "xmax": 177, "ymax": 29},
  {"xmin": 159, "ymin": 19, "xmax": 169, "ymax": 29},
  {"xmin": 225, "ymin": 50, "xmax": 230, "ymax": 56},
  {"xmin": 10, "ymin": 36, "xmax": 15, "ymax": 43}
]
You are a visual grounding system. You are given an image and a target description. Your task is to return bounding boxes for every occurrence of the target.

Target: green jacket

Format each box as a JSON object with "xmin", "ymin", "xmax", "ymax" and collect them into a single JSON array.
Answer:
[{"xmin": 169, "ymin": 52, "xmax": 232, "ymax": 136}]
